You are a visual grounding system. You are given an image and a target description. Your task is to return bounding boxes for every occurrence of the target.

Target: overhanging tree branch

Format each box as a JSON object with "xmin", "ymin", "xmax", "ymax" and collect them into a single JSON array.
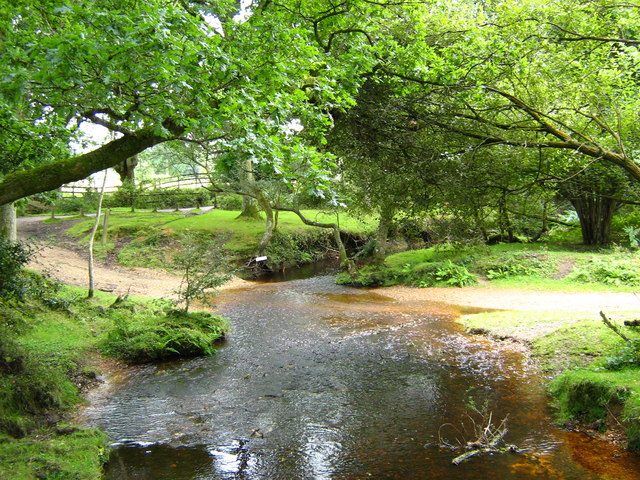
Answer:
[{"xmin": 0, "ymin": 125, "xmax": 178, "ymax": 206}]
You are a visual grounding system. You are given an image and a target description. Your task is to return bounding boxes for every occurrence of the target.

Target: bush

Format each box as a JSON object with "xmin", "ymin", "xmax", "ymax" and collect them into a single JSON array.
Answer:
[
  {"xmin": 550, "ymin": 371, "xmax": 630, "ymax": 425},
  {"xmin": 171, "ymin": 232, "xmax": 231, "ymax": 312},
  {"xmin": 100, "ymin": 310, "xmax": 229, "ymax": 363},
  {"xmin": 478, "ymin": 252, "xmax": 549, "ymax": 280},
  {"xmin": 215, "ymin": 193, "xmax": 243, "ymax": 210},
  {"xmin": 604, "ymin": 340, "xmax": 640, "ymax": 371},
  {"xmin": 104, "ymin": 187, "xmax": 213, "ymax": 210},
  {"xmin": 336, "ymin": 265, "xmax": 395, "ymax": 287},
  {"xmin": 263, "ymin": 230, "xmax": 330, "ymax": 271},
  {"xmin": 568, "ymin": 256, "xmax": 640, "ymax": 286},
  {"xmin": 433, "ymin": 260, "xmax": 477, "ymax": 287},
  {"xmin": 0, "ymin": 241, "xmax": 34, "ymax": 299}
]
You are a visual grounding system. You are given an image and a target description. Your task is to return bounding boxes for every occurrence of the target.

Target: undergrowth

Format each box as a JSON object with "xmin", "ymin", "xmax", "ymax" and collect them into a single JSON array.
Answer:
[
  {"xmin": 0, "ymin": 265, "xmax": 230, "ymax": 478},
  {"xmin": 100, "ymin": 306, "xmax": 229, "ymax": 363},
  {"xmin": 340, "ymin": 243, "xmax": 640, "ymax": 290}
]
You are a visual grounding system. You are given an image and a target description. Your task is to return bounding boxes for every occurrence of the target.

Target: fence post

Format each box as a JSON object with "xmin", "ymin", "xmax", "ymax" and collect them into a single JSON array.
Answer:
[{"xmin": 102, "ymin": 209, "xmax": 111, "ymax": 246}]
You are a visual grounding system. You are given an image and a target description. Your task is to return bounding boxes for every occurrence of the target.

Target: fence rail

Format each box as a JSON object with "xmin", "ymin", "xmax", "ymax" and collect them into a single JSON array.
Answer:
[{"xmin": 60, "ymin": 174, "xmax": 211, "ymax": 195}]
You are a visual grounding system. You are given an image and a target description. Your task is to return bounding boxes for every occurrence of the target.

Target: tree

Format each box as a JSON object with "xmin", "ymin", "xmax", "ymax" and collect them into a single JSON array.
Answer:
[
  {"xmin": 0, "ymin": 0, "xmax": 381, "ymax": 207},
  {"xmin": 329, "ymin": 78, "xmax": 441, "ymax": 261},
  {"xmin": 172, "ymin": 232, "xmax": 231, "ymax": 313},
  {"xmin": 332, "ymin": 0, "xmax": 639, "ymax": 245},
  {"xmin": 0, "ymin": 204, "xmax": 16, "ymax": 242},
  {"xmin": 383, "ymin": 0, "xmax": 640, "ymax": 183}
]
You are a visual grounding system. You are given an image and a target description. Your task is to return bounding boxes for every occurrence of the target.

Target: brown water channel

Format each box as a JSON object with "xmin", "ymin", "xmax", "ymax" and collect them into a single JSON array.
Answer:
[{"xmin": 85, "ymin": 276, "xmax": 640, "ymax": 479}]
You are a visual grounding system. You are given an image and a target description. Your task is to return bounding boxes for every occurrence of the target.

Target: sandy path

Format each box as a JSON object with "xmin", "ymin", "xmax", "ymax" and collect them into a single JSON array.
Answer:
[
  {"xmin": 26, "ymin": 243, "xmax": 250, "ymax": 299},
  {"xmin": 379, "ymin": 285, "xmax": 640, "ymax": 313}
]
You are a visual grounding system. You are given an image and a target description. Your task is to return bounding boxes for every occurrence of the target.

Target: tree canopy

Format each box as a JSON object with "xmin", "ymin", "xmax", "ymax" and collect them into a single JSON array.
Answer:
[
  {"xmin": 0, "ymin": 0, "xmax": 382, "ymax": 204},
  {"xmin": 2, "ymin": 0, "xmax": 640, "ymax": 246}
]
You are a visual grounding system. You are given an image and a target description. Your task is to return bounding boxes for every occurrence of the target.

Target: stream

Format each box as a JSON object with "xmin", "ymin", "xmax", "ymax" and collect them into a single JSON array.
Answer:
[{"xmin": 81, "ymin": 275, "xmax": 640, "ymax": 479}]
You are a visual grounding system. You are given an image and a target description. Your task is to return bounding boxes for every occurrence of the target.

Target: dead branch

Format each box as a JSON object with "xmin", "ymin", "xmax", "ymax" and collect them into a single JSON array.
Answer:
[{"xmin": 600, "ymin": 311, "xmax": 631, "ymax": 342}]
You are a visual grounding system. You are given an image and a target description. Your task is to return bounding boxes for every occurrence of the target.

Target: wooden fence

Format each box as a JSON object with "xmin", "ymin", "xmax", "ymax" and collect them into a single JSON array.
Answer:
[{"xmin": 60, "ymin": 174, "xmax": 212, "ymax": 196}]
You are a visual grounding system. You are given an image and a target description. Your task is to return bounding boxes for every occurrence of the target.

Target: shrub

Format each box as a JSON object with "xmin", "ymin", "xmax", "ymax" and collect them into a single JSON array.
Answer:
[
  {"xmin": 100, "ymin": 310, "xmax": 229, "ymax": 363},
  {"xmin": 172, "ymin": 232, "xmax": 231, "ymax": 312},
  {"xmin": 0, "ymin": 240, "xmax": 34, "ymax": 299},
  {"xmin": 550, "ymin": 371, "xmax": 630, "ymax": 425},
  {"xmin": 263, "ymin": 230, "xmax": 330, "ymax": 271},
  {"xmin": 105, "ymin": 187, "xmax": 213, "ymax": 210},
  {"xmin": 604, "ymin": 340, "xmax": 640, "ymax": 371},
  {"xmin": 336, "ymin": 265, "xmax": 396, "ymax": 287},
  {"xmin": 434, "ymin": 260, "xmax": 477, "ymax": 287},
  {"xmin": 568, "ymin": 256, "xmax": 640, "ymax": 286},
  {"xmin": 215, "ymin": 193, "xmax": 243, "ymax": 210},
  {"xmin": 479, "ymin": 252, "xmax": 549, "ymax": 280}
]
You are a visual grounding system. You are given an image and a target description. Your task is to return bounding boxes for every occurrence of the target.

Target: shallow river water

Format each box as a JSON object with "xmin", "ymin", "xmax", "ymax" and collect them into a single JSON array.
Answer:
[{"xmin": 82, "ymin": 276, "xmax": 640, "ymax": 479}]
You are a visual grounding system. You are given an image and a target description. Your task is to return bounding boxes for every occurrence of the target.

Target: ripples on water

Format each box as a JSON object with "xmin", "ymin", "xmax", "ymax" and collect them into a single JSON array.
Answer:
[{"xmin": 83, "ymin": 276, "xmax": 640, "ymax": 479}]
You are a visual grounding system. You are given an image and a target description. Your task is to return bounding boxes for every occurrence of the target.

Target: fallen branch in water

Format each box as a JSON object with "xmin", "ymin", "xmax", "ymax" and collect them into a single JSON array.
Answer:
[{"xmin": 440, "ymin": 411, "xmax": 519, "ymax": 465}]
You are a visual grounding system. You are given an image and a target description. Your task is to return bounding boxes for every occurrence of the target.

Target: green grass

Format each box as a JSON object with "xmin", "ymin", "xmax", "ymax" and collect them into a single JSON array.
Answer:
[
  {"xmin": 0, "ymin": 275, "xmax": 231, "ymax": 478},
  {"xmin": 0, "ymin": 428, "xmax": 108, "ymax": 480},
  {"xmin": 56, "ymin": 209, "xmax": 375, "ymax": 270},
  {"xmin": 66, "ymin": 211, "xmax": 184, "ymax": 239},
  {"xmin": 550, "ymin": 369, "xmax": 640, "ymax": 449},
  {"xmin": 341, "ymin": 243, "xmax": 640, "ymax": 291},
  {"xmin": 459, "ymin": 308, "xmax": 640, "ymax": 449}
]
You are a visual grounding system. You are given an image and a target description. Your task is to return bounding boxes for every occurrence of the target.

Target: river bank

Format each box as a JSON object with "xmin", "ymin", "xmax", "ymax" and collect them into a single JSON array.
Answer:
[{"xmin": 8, "ymin": 220, "xmax": 640, "ymax": 476}]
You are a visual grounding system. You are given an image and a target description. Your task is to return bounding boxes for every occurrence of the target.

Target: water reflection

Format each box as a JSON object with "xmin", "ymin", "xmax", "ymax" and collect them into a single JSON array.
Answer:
[{"xmin": 92, "ymin": 276, "xmax": 640, "ymax": 479}]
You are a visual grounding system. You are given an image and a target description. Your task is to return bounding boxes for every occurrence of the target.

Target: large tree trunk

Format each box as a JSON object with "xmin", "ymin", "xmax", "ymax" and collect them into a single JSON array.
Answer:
[
  {"xmin": 255, "ymin": 191, "xmax": 275, "ymax": 256},
  {"xmin": 237, "ymin": 159, "xmax": 261, "ymax": 219},
  {"xmin": 569, "ymin": 194, "xmax": 619, "ymax": 246},
  {"xmin": 372, "ymin": 206, "xmax": 394, "ymax": 264},
  {"xmin": 497, "ymin": 191, "xmax": 515, "ymax": 242},
  {"xmin": 0, "ymin": 203, "xmax": 17, "ymax": 242}
]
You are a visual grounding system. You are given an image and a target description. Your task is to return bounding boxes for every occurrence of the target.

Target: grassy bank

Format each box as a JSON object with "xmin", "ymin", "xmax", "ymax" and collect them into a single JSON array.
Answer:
[
  {"xmin": 0, "ymin": 278, "xmax": 229, "ymax": 479},
  {"xmin": 460, "ymin": 309, "xmax": 640, "ymax": 450},
  {"xmin": 53, "ymin": 209, "xmax": 374, "ymax": 271},
  {"xmin": 338, "ymin": 243, "xmax": 640, "ymax": 291}
]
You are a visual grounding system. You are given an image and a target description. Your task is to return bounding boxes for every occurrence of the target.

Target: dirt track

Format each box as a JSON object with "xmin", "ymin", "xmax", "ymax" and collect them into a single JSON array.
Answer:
[{"xmin": 18, "ymin": 216, "xmax": 249, "ymax": 299}]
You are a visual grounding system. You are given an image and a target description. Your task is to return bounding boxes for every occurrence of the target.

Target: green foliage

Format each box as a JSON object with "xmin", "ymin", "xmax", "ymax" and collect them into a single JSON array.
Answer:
[
  {"xmin": 0, "ymin": 428, "xmax": 108, "ymax": 480},
  {"xmin": 460, "ymin": 307, "xmax": 640, "ymax": 449},
  {"xmin": 52, "ymin": 191, "xmax": 99, "ymax": 215},
  {"xmin": 624, "ymin": 226, "xmax": 640, "ymax": 249},
  {"xmin": 549, "ymin": 371, "xmax": 630, "ymax": 425},
  {"xmin": 480, "ymin": 252, "xmax": 550, "ymax": 280},
  {"xmin": 0, "ymin": 330, "xmax": 81, "ymax": 438},
  {"xmin": 339, "ymin": 258, "xmax": 476, "ymax": 287},
  {"xmin": 0, "ymin": 240, "xmax": 33, "ymax": 299},
  {"xmin": 263, "ymin": 229, "xmax": 330, "ymax": 270},
  {"xmin": 434, "ymin": 260, "xmax": 477, "ymax": 287},
  {"xmin": 104, "ymin": 187, "xmax": 213, "ymax": 211},
  {"xmin": 100, "ymin": 309, "xmax": 228, "ymax": 363},
  {"xmin": 171, "ymin": 232, "xmax": 231, "ymax": 312},
  {"xmin": 117, "ymin": 232, "xmax": 172, "ymax": 269},
  {"xmin": 604, "ymin": 341, "xmax": 640, "ymax": 371},
  {"xmin": 568, "ymin": 256, "xmax": 640, "ymax": 287},
  {"xmin": 360, "ymin": 243, "xmax": 640, "ymax": 291},
  {"xmin": 215, "ymin": 194, "xmax": 243, "ymax": 210}
]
